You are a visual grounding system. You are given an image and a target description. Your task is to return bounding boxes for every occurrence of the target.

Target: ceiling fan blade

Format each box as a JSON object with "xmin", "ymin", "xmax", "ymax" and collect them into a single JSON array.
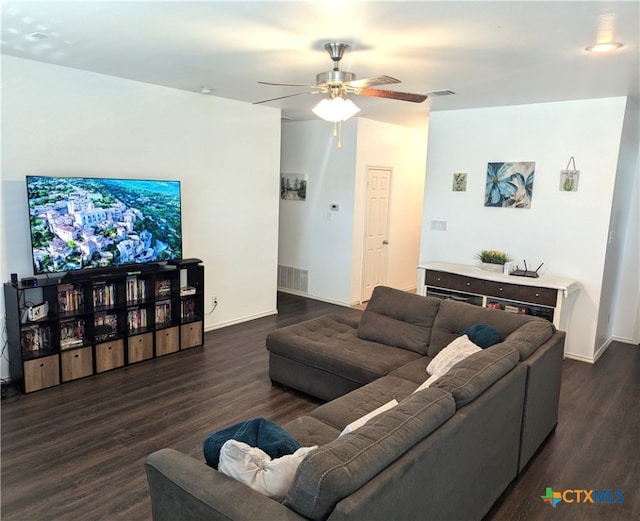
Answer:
[
  {"xmin": 345, "ymin": 75, "xmax": 400, "ymax": 89},
  {"xmin": 253, "ymin": 91, "xmax": 319, "ymax": 104},
  {"xmin": 357, "ymin": 88, "xmax": 428, "ymax": 103},
  {"xmin": 258, "ymin": 81, "xmax": 318, "ymax": 88}
]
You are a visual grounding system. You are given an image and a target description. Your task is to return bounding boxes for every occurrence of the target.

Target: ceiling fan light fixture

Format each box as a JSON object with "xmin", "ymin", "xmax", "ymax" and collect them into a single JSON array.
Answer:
[
  {"xmin": 312, "ymin": 97, "xmax": 360, "ymax": 122},
  {"xmin": 585, "ymin": 41, "xmax": 623, "ymax": 53}
]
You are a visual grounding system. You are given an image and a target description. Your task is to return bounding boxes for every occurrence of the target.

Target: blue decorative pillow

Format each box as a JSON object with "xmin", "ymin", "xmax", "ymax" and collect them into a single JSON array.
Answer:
[
  {"xmin": 461, "ymin": 324, "xmax": 502, "ymax": 349},
  {"xmin": 203, "ymin": 417, "xmax": 300, "ymax": 468}
]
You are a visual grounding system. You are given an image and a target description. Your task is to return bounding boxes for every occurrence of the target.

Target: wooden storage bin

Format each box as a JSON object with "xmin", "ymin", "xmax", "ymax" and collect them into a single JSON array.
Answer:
[
  {"xmin": 128, "ymin": 332, "xmax": 153, "ymax": 363},
  {"xmin": 156, "ymin": 326, "xmax": 179, "ymax": 356},
  {"xmin": 181, "ymin": 321, "xmax": 203, "ymax": 350},
  {"xmin": 95, "ymin": 339, "xmax": 125, "ymax": 373},
  {"xmin": 23, "ymin": 355, "xmax": 60, "ymax": 393},
  {"xmin": 61, "ymin": 346, "xmax": 93, "ymax": 382}
]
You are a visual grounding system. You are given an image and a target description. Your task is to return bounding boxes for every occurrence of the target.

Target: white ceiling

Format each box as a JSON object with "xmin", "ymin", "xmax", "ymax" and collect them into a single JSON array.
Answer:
[{"xmin": 2, "ymin": 1, "xmax": 639, "ymax": 127}]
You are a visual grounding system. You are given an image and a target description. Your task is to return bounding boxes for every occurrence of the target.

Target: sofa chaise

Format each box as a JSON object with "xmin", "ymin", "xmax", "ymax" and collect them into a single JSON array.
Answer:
[{"xmin": 145, "ymin": 286, "xmax": 564, "ymax": 520}]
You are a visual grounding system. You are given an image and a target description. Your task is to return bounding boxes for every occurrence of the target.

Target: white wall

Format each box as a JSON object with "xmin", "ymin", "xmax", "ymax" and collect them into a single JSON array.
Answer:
[
  {"xmin": 420, "ymin": 97, "xmax": 630, "ymax": 361},
  {"xmin": 279, "ymin": 117, "xmax": 427, "ymax": 306},
  {"xmin": 1, "ymin": 56, "xmax": 282, "ymax": 380},
  {"xmin": 279, "ymin": 120, "xmax": 358, "ymax": 305},
  {"xmin": 607, "ymin": 99, "xmax": 640, "ymax": 346},
  {"xmin": 353, "ymin": 118, "xmax": 428, "ymax": 301}
]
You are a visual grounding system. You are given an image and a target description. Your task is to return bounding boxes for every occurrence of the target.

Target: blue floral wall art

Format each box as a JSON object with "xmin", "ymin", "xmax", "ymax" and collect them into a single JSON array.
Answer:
[{"xmin": 485, "ymin": 161, "xmax": 535, "ymax": 208}]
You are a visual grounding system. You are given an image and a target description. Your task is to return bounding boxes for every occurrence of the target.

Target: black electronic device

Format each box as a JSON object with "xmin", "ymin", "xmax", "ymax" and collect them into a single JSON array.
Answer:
[
  {"xmin": 168, "ymin": 258, "xmax": 202, "ymax": 266},
  {"xmin": 510, "ymin": 261, "xmax": 543, "ymax": 279},
  {"xmin": 21, "ymin": 277, "xmax": 37, "ymax": 287},
  {"xmin": 11, "ymin": 273, "xmax": 18, "ymax": 285}
]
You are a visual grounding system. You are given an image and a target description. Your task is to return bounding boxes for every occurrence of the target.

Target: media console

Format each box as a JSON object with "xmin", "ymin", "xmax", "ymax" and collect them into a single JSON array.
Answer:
[
  {"xmin": 417, "ymin": 262, "xmax": 580, "ymax": 332},
  {"xmin": 4, "ymin": 262, "xmax": 204, "ymax": 393}
]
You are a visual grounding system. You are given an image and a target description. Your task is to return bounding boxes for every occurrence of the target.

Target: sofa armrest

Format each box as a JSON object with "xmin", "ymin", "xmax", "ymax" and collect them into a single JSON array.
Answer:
[
  {"xmin": 145, "ymin": 448, "xmax": 307, "ymax": 521},
  {"xmin": 518, "ymin": 330, "xmax": 565, "ymax": 471}
]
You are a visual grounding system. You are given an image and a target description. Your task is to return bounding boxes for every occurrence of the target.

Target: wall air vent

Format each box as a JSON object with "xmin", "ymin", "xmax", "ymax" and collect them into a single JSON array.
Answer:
[
  {"xmin": 427, "ymin": 89, "xmax": 455, "ymax": 96},
  {"xmin": 278, "ymin": 265, "xmax": 309, "ymax": 294}
]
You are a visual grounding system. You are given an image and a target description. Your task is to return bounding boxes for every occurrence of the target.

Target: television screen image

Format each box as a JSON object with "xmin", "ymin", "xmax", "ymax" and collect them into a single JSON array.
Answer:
[{"xmin": 26, "ymin": 176, "xmax": 183, "ymax": 275}]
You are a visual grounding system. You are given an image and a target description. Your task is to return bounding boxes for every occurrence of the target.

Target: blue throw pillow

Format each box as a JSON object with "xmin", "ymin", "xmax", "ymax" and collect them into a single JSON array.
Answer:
[
  {"xmin": 203, "ymin": 417, "xmax": 300, "ymax": 468},
  {"xmin": 462, "ymin": 324, "xmax": 502, "ymax": 349}
]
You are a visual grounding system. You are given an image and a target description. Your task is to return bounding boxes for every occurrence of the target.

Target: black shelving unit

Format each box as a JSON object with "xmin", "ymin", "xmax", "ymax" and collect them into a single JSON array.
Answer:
[{"xmin": 4, "ymin": 262, "xmax": 204, "ymax": 393}]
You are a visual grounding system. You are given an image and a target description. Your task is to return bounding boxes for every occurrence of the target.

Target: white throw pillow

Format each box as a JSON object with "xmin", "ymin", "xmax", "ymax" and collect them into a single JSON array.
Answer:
[
  {"xmin": 339, "ymin": 399, "xmax": 398, "ymax": 436},
  {"xmin": 414, "ymin": 335, "xmax": 481, "ymax": 392},
  {"xmin": 218, "ymin": 440, "xmax": 317, "ymax": 501}
]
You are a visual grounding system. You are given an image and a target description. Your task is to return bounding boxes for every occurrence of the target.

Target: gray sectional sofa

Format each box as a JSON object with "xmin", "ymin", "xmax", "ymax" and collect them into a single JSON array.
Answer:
[{"xmin": 145, "ymin": 286, "xmax": 564, "ymax": 521}]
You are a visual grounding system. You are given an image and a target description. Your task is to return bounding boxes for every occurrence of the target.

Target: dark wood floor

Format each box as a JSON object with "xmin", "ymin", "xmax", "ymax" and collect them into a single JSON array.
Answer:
[{"xmin": 1, "ymin": 292, "xmax": 638, "ymax": 521}]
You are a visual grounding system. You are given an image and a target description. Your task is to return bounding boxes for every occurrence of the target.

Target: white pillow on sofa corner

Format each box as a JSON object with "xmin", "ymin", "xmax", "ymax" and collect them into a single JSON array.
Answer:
[
  {"xmin": 414, "ymin": 335, "xmax": 481, "ymax": 392},
  {"xmin": 339, "ymin": 399, "xmax": 398, "ymax": 436},
  {"xmin": 218, "ymin": 440, "xmax": 317, "ymax": 501}
]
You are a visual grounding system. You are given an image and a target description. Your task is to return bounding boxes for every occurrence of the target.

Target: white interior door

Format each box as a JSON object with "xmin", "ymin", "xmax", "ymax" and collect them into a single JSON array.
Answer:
[{"xmin": 361, "ymin": 167, "xmax": 391, "ymax": 302}]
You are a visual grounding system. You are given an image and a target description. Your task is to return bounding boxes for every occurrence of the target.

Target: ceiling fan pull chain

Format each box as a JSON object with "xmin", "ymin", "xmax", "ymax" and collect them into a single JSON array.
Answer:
[{"xmin": 337, "ymin": 121, "xmax": 343, "ymax": 149}]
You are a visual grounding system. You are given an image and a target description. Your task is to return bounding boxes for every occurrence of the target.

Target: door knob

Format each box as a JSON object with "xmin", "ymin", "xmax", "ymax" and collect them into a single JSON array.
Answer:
[{"xmin": 382, "ymin": 240, "xmax": 389, "ymax": 245}]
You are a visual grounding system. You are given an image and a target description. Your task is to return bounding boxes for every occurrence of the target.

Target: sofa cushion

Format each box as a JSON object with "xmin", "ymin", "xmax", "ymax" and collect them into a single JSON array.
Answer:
[
  {"xmin": 285, "ymin": 387, "xmax": 455, "ymax": 520},
  {"xmin": 428, "ymin": 299, "xmax": 542, "ymax": 357},
  {"xmin": 218, "ymin": 441, "xmax": 317, "ymax": 501},
  {"xmin": 462, "ymin": 323, "xmax": 502, "ymax": 348},
  {"xmin": 267, "ymin": 313, "xmax": 421, "ymax": 384},
  {"xmin": 504, "ymin": 320, "xmax": 554, "ymax": 360},
  {"xmin": 388, "ymin": 356, "xmax": 431, "ymax": 384},
  {"xmin": 431, "ymin": 343, "xmax": 520, "ymax": 408},
  {"xmin": 357, "ymin": 286, "xmax": 441, "ymax": 355},
  {"xmin": 310, "ymin": 375, "xmax": 418, "ymax": 431},
  {"xmin": 283, "ymin": 416, "xmax": 341, "ymax": 447}
]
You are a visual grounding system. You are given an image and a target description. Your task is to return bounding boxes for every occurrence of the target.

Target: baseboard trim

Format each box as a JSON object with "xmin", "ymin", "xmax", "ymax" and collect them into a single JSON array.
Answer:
[
  {"xmin": 204, "ymin": 309, "xmax": 277, "ymax": 332},
  {"xmin": 609, "ymin": 335, "xmax": 638, "ymax": 345},
  {"xmin": 564, "ymin": 352, "xmax": 595, "ymax": 364},
  {"xmin": 565, "ymin": 336, "xmax": 639, "ymax": 364},
  {"xmin": 593, "ymin": 339, "xmax": 611, "ymax": 363},
  {"xmin": 277, "ymin": 289, "xmax": 352, "ymax": 307}
]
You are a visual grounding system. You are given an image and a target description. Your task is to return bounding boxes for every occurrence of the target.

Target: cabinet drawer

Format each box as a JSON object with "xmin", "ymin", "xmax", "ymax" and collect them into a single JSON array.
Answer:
[
  {"xmin": 156, "ymin": 326, "xmax": 179, "ymax": 356},
  {"xmin": 95, "ymin": 339, "xmax": 125, "ymax": 373},
  {"xmin": 23, "ymin": 355, "xmax": 60, "ymax": 393},
  {"xmin": 484, "ymin": 280, "xmax": 522, "ymax": 301},
  {"xmin": 426, "ymin": 270, "xmax": 485, "ymax": 294},
  {"xmin": 128, "ymin": 332, "xmax": 153, "ymax": 363},
  {"xmin": 61, "ymin": 346, "xmax": 93, "ymax": 382},
  {"xmin": 519, "ymin": 286, "xmax": 557, "ymax": 307},
  {"xmin": 181, "ymin": 321, "xmax": 203, "ymax": 350}
]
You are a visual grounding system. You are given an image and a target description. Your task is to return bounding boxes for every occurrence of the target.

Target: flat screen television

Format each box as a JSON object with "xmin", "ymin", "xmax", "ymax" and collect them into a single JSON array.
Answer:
[{"xmin": 26, "ymin": 175, "xmax": 183, "ymax": 275}]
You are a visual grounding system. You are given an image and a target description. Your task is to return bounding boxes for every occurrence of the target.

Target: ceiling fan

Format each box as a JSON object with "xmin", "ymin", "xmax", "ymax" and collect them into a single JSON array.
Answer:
[{"xmin": 254, "ymin": 42, "xmax": 428, "ymax": 119}]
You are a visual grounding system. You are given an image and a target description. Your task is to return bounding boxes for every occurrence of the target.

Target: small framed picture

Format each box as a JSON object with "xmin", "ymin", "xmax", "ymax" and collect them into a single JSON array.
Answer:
[
  {"xmin": 560, "ymin": 170, "xmax": 579, "ymax": 192},
  {"xmin": 452, "ymin": 172, "xmax": 467, "ymax": 192},
  {"xmin": 280, "ymin": 173, "xmax": 307, "ymax": 201}
]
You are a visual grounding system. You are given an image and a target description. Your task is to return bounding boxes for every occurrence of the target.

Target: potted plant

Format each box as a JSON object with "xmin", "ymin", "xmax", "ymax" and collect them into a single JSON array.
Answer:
[{"xmin": 477, "ymin": 250, "xmax": 510, "ymax": 271}]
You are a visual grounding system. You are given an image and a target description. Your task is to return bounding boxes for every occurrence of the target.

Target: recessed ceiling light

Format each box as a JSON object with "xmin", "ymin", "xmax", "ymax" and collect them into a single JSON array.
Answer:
[
  {"xmin": 199, "ymin": 87, "xmax": 213, "ymax": 94},
  {"xmin": 585, "ymin": 41, "xmax": 623, "ymax": 53}
]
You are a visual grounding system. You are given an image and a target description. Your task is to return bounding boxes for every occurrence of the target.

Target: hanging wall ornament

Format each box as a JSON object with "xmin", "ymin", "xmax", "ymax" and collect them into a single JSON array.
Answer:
[{"xmin": 560, "ymin": 156, "xmax": 580, "ymax": 192}]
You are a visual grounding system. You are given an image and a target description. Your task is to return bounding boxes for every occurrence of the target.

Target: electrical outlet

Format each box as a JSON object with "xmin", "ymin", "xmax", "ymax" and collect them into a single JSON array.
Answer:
[
  {"xmin": 211, "ymin": 296, "xmax": 218, "ymax": 306},
  {"xmin": 431, "ymin": 220, "xmax": 448, "ymax": 231}
]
